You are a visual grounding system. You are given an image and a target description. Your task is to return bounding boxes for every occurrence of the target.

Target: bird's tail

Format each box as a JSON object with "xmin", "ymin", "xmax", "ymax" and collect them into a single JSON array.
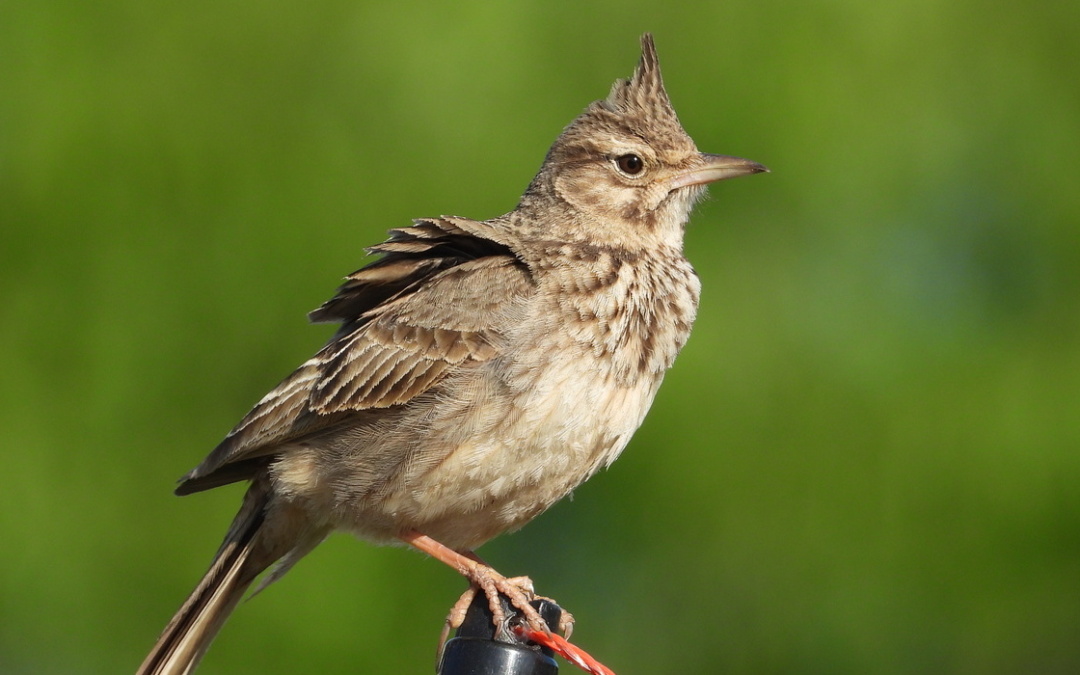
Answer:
[{"xmin": 136, "ymin": 491, "xmax": 268, "ymax": 675}]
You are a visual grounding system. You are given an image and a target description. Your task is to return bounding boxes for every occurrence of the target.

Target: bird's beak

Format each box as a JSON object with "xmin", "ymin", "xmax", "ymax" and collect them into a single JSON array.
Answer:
[{"xmin": 668, "ymin": 153, "xmax": 769, "ymax": 190}]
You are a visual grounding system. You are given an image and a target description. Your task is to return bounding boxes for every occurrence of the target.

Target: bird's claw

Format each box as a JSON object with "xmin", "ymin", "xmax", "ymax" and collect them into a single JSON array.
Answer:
[{"xmin": 439, "ymin": 569, "xmax": 573, "ymax": 642}]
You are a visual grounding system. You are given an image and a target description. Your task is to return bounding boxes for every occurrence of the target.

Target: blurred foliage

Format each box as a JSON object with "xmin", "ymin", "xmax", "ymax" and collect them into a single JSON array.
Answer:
[{"xmin": 2, "ymin": 1, "xmax": 1079, "ymax": 673}]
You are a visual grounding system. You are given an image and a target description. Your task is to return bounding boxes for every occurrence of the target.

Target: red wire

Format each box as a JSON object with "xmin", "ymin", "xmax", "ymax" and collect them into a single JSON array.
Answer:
[{"xmin": 512, "ymin": 626, "xmax": 617, "ymax": 675}]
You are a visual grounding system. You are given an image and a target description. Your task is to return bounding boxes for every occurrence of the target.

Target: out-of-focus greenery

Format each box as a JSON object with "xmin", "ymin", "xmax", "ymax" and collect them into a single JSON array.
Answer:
[{"xmin": 2, "ymin": 1, "xmax": 1078, "ymax": 673}]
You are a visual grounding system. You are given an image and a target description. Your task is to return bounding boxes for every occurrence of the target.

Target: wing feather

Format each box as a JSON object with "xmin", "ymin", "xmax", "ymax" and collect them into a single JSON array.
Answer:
[{"xmin": 177, "ymin": 218, "xmax": 530, "ymax": 495}]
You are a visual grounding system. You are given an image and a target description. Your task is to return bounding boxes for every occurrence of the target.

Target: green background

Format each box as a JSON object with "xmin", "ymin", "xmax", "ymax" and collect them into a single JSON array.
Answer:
[{"xmin": 2, "ymin": 1, "xmax": 1078, "ymax": 673}]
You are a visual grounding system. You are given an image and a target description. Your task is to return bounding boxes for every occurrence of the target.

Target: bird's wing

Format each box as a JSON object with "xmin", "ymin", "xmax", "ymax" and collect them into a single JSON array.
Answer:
[{"xmin": 176, "ymin": 217, "xmax": 532, "ymax": 495}]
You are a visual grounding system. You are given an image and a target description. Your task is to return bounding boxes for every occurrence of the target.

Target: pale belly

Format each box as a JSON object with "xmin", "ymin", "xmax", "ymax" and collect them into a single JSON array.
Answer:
[{"xmin": 381, "ymin": 366, "xmax": 664, "ymax": 550}]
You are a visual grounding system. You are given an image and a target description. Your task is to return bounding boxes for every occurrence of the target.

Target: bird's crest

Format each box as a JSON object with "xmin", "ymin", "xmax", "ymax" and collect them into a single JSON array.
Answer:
[
  {"xmin": 603, "ymin": 33, "xmax": 674, "ymax": 118},
  {"xmin": 563, "ymin": 33, "xmax": 691, "ymax": 153}
]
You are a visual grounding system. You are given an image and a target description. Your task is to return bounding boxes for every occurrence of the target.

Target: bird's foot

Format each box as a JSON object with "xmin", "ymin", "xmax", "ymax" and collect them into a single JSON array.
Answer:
[{"xmin": 452, "ymin": 572, "xmax": 542, "ymax": 633}]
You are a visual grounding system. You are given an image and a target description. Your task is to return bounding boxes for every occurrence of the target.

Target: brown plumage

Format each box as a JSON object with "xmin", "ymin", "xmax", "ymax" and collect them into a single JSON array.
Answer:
[{"xmin": 138, "ymin": 33, "xmax": 766, "ymax": 674}]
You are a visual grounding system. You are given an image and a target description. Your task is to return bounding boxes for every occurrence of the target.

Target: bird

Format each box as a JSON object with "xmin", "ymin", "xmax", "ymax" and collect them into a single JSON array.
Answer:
[{"xmin": 137, "ymin": 33, "xmax": 766, "ymax": 675}]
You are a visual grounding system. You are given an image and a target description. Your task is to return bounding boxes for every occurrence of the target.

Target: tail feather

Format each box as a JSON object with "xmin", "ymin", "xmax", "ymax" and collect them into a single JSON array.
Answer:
[{"xmin": 137, "ymin": 495, "xmax": 267, "ymax": 675}]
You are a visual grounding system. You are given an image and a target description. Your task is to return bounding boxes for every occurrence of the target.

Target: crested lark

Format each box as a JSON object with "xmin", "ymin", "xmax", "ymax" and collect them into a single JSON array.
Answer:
[{"xmin": 139, "ymin": 33, "xmax": 766, "ymax": 674}]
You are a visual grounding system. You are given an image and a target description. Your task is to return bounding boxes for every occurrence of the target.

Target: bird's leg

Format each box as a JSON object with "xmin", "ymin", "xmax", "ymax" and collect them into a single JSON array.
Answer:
[{"xmin": 399, "ymin": 530, "xmax": 560, "ymax": 639}]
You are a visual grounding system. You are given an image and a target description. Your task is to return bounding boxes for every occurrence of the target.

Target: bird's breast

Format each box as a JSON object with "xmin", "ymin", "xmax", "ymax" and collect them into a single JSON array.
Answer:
[{"xmin": 541, "ymin": 250, "xmax": 701, "ymax": 383}]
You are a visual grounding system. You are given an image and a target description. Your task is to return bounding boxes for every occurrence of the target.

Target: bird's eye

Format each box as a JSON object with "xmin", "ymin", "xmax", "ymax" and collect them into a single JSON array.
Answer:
[{"xmin": 615, "ymin": 154, "xmax": 645, "ymax": 175}]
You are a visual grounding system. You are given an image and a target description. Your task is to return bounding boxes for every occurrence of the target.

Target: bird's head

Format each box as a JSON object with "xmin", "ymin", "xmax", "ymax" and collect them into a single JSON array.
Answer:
[{"xmin": 521, "ymin": 33, "xmax": 766, "ymax": 249}]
